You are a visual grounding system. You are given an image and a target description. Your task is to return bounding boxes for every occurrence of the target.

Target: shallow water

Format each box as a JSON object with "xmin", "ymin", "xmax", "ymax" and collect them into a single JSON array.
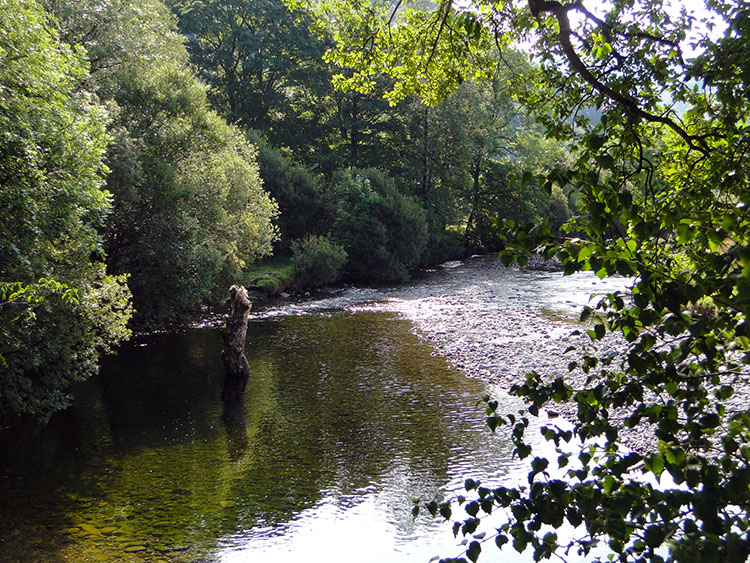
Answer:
[{"xmin": 0, "ymin": 259, "xmax": 629, "ymax": 562}]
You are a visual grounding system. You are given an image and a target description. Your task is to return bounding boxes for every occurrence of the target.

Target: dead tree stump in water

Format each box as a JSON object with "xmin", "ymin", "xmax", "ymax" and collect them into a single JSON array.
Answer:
[{"xmin": 221, "ymin": 285, "xmax": 251, "ymax": 395}]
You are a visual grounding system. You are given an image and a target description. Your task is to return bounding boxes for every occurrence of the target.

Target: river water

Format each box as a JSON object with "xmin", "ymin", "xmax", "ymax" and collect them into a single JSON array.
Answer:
[{"xmin": 0, "ymin": 257, "xmax": 629, "ymax": 562}]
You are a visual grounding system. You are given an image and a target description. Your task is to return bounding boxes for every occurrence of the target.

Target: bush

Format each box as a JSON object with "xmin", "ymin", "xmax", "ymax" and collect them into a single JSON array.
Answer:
[
  {"xmin": 246, "ymin": 130, "xmax": 334, "ymax": 250},
  {"xmin": 426, "ymin": 222, "xmax": 466, "ymax": 264},
  {"xmin": 543, "ymin": 185, "xmax": 571, "ymax": 233},
  {"xmin": 331, "ymin": 168, "xmax": 429, "ymax": 282},
  {"xmin": 292, "ymin": 235, "xmax": 347, "ymax": 288}
]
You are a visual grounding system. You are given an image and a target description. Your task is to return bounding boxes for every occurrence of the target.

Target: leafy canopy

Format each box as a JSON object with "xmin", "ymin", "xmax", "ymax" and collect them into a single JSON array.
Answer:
[
  {"xmin": 294, "ymin": 0, "xmax": 750, "ymax": 561},
  {"xmin": 0, "ymin": 0, "xmax": 132, "ymax": 424},
  {"xmin": 46, "ymin": 0, "xmax": 279, "ymax": 327}
]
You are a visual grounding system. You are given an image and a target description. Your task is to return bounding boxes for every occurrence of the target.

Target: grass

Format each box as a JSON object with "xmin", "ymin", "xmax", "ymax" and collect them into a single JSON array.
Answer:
[{"xmin": 243, "ymin": 255, "xmax": 295, "ymax": 295}]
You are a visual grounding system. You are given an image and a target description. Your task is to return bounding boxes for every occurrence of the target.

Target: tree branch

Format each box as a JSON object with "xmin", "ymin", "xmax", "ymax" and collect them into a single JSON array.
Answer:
[{"xmin": 530, "ymin": 0, "xmax": 708, "ymax": 155}]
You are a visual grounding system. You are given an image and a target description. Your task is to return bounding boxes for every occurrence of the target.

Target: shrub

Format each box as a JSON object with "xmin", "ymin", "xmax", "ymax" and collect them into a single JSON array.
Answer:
[
  {"xmin": 331, "ymin": 168, "xmax": 429, "ymax": 282},
  {"xmin": 543, "ymin": 184, "xmax": 571, "ymax": 233},
  {"xmin": 292, "ymin": 235, "xmax": 348, "ymax": 288},
  {"xmin": 247, "ymin": 130, "xmax": 334, "ymax": 250}
]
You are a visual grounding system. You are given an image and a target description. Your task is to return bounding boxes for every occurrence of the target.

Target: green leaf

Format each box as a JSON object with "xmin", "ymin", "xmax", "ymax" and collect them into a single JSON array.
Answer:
[
  {"xmin": 597, "ymin": 153, "xmax": 615, "ymax": 169},
  {"xmin": 426, "ymin": 500, "xmax": 438, "ymax": 517},
  {"xmin": 512, "ymin": 525, "xmax": 529, "ymax": 553},
  {"xmin": 644, "ymin": 525, "xmax": 665, "ymax": 548},
  {"xmin": 440, "ymin": 502, "xmax": 452, "ymax": 520},
  {"xmin": 586, "ymin": 134, "xmax": 606, "ymax": 151},
  {"xmin": 487, "ymin": 416, "xmax": 498, "ymax": 432},
  {"xmin": 602, "ymin": 475, "xmax": 617, "ymax": 494},
  {"xmin": 467, "ymin": 540, "xmax": 481, "ymax": 562},
  {"xmin": 645, "ymin": 453, "xmax": 665, "ymax": 478},
  {"xmin": 596, "ymin": 323, "xmax": 606, "ymax": 339},
  {"xmin": 516, "ymin": 444, "xmax": 532, "ymax": 459},
  {"xmin": 580, "ymin": 306, "xmax": 592, "ymax": 322}
]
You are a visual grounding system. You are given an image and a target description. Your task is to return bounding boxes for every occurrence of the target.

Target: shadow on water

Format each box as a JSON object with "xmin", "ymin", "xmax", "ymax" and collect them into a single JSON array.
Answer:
[
  {"xmin": 0, "ymin": 310, "xmax": 528, "ymax": 562},
  {"xmin": 222, "ymin": 383, "xmax": 249, "ymax": 462}
]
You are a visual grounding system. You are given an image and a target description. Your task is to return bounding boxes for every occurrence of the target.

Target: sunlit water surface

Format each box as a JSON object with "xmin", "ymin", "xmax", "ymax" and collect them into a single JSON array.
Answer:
[{"xmin": 0, "ymin": 262, "xmax": 627, "ymax": 562}]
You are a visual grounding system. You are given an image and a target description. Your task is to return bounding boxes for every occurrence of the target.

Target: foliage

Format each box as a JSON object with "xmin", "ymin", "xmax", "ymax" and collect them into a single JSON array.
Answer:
[
  {"xmin": 0, "ymin": 0, "xmax": 109, "ymax": 284},
  {"xmin": 105, "ymin": 62, "xmax": 278, "ymax": 324},
  {"xmin": 543, "ymin": 185, "xmax": 571, "ymax": 234},
  {"xmin": 0, "ymin": 0, "xmax": 132, "ymax": 424},
  {"xmin": 243, "ymin": 256, "xmax": 296, "ymax": 295},
  {"xmin": 47, "ymin": 0, "xmax": 279, "ymax": 327},
  {"xmin": 464, "ymin": 161, "xmax": 560, "ymax": 253},
  {"xmin": 0, "ymin": 271, "xmax": 132, "ymax": 426},
  {"xmin": 326, "ymin": 76, "xmax": 415, "ymax": 172},
  {"xmin": 425, "ymin": 222, "xmax": 466, "ymax": 265},
  {"xmin": 302, "ymin": 0, "xmax": 750, "ymax": 561},
  {"xmin": 246, "ymin": 130, "xmax": 333, "ymax": 249},
  {"xmin": 167, "ymin": 0, "xmax": 334, "ymax": 160},
  {"xmin": 291, "ymin": 0, "xmax": 498, "ymax": 106},
  {"xmin": 168, "ymin": 0, "xmax": 563, "ymax": 265},
  {"xmin": 331, "ymin": 169, "xmax": 429, "ymax": 283},
  {"xmin": 292, "ymin": 235, "xmax": 348, "ymax": 288}
]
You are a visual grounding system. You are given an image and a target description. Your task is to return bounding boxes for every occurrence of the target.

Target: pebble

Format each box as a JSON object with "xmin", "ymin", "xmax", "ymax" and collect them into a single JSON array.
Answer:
[{"xmin": 381, "ymin": 256, "xmax": 634, "ymax": 442}]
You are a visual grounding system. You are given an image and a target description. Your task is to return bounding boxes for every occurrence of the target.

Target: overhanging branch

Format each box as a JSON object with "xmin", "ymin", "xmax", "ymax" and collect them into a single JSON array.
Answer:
[{"xmin": 530, "ymin": 0, "xmax": 709, "ymax": 155}]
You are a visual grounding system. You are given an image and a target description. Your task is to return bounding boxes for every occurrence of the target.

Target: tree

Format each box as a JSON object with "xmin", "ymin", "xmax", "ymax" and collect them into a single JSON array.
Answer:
[
  {"xmin": 0, "ymin": 0, "xmax": 132, "ymax": 425},
  {"xmin": 246, "ymin": 130, "xmax": 332, "ymax": 249},
  {"xmin": 46, "ymin": 0, "xmax": 279, "ymax": 326},
  {"xmin": 170, "ymin": 0, "xmax": 561, "ymax": 264},
  {"xmin": 331, "ymin": 168, "xmax": 429, "ymax": 282},
  {"xmin": 297, "ymin": 0, "xmax": 750, "ymax": 561},
  {"xmin": 326, "ymin": 76, "xmax": 414, "ymax": 172},
  {"xmin": 291, "ymin": 234, "xmax": 348, "ymax": 288},
  {"xmin": 167, "ymin": 0, "xmax": 335, "ymax": 163},
  {"xmin": 103, "ymin": 61, "xmax": 278, "ymax": 324}
]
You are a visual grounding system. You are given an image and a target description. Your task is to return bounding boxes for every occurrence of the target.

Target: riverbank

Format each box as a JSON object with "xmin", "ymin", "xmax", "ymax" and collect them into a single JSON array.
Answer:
[
  {"xmin": 245, "ymin": 254, "xmax": 670, "ymax": 450},
  {"xmin": 251, "ymin": 254, "xmax": 635, "ymax": 441},
  {"xmin": 375, "ymin": 256, "xmax": 647, "ymax": 449}
]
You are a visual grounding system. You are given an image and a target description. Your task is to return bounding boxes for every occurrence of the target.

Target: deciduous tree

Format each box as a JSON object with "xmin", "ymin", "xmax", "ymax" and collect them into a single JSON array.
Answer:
[
  {"xmin": 0, "ymin": 0, "xmax": 132, "ymax": 424},
  {"xmin": 47, "ymin": 0, "xmax": 279, "ymax": 326}
]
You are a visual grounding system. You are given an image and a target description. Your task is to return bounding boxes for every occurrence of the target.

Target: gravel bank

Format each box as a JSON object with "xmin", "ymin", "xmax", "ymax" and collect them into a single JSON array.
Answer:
[
  {"xmin": 362, "ymin": 256, "xmax": 624, "ymax": 379},
  {"xmin": 255, "ymin": 254, "xmax": 645, "ymax": 445},
  {"xmin": 256, "ymin": 255, "xmax": 749, "ymax": 452},
  {"xmin": 377, "ymin": 256, "xmax": 644, "ymax": 446}
]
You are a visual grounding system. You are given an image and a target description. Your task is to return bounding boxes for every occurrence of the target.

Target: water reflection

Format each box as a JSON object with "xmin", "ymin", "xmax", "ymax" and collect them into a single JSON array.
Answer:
[
  {"xmin": 222, "ymin": 391, "xmax": 249, "ymax": 462},
  {"xmin": 0, "ymin": 310, "xmax": 533, "ymax": 562}
]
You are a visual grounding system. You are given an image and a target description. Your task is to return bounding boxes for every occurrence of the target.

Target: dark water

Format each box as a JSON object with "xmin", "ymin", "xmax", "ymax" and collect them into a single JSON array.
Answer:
[{"xmin": 0, "ymin": 310, "xmax": 539, "ymax": 562}]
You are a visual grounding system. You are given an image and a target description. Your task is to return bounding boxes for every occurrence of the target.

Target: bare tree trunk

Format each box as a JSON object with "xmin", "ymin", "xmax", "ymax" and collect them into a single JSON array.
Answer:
[{"xmin": 221, "ymin": 285, "xmax": 251, "ymax": 394}]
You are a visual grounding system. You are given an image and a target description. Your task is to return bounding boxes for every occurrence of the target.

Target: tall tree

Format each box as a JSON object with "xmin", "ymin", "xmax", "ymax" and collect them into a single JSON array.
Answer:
[
  {"xmin": 168, "ymin": 0, "xmax": 334, "ymax": 162},
  {"xmin": 46, "ymin": 0, "xmax": 279, "ymax": 326},
  {"xmin": 103, "ymin": 60, "xmax": 278, "ymax": 324},
  {"xmin": 0, "ymin": 0, "xmax": 132, "ymax": 424},
  {"xmin": 327, "ymin": 78, "xmax": 413, "ymax": 172},
  {"xmin": 299, "ymin": 0, "xmax": 750, "ymax": 561}
]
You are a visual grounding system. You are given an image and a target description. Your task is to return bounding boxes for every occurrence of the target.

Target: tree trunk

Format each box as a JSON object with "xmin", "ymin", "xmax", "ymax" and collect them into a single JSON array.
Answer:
[{"xmin": 221, "ymin": 285, "xmax": 251, "ymax": 393}]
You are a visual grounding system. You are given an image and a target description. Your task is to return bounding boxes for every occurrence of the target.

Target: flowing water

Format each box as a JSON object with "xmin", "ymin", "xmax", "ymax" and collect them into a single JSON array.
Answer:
[{"xmin": 0, "ymin": 259, "xmax": 629, "ymax": 562}]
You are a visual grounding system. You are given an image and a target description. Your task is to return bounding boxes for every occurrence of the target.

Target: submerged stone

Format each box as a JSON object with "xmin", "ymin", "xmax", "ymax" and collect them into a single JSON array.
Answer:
[{"xmin": 79, "ymin": 524, "xmax": 102, "ymax": 535}]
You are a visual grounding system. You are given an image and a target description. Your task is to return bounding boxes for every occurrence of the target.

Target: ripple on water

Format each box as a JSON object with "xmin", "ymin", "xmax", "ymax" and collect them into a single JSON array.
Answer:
[{"xmin": 0, "ymin": 257, "xmax": 630, "ymax": 563}]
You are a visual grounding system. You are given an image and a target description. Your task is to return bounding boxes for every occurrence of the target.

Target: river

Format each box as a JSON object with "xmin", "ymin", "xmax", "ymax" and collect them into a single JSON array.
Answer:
[{"xmin": 0, "ymin": 256, "xmax": 629, "ymax": 562}]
